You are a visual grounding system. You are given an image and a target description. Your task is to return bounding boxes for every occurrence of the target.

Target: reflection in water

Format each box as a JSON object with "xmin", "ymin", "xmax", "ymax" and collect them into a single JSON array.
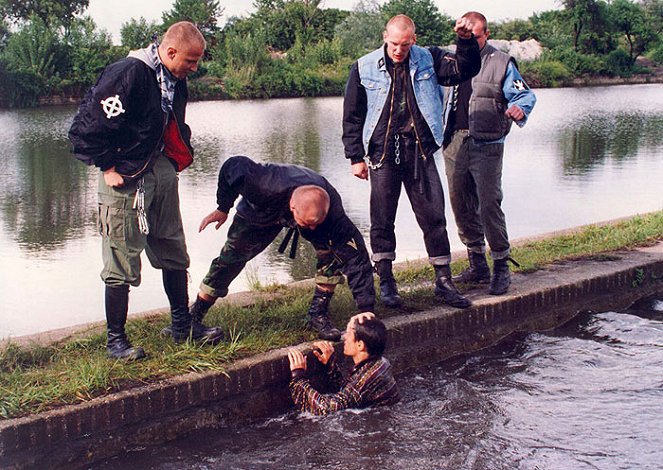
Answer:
[
  {"xmin": 94, "ymin": 297, "xmax": 663, "ymax": 469},
  {"xmin": 559, "ymin": 113, "xmax": 663, "ymax": 174},
  {"xmin": 1, "ymin": 85, "xmax": 663, "ymax": 336}
]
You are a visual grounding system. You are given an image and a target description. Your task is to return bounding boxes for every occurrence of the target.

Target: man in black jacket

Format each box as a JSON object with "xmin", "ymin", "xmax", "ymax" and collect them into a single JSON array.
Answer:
[
  {"xmin": 343, "ymin": 15, "xmax": 480, "ymax": 310},
  {"xmin": 189, "ymin": 155, "xmax": 376, "ymax": 341},
  {"xmin": 69, "ymin": 22, "xmax": 223, "ymax": 360}
]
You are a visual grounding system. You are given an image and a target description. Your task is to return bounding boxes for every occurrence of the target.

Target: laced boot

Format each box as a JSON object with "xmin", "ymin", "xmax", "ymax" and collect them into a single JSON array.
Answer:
[
  {"xmin": 163, "ymin": 270, "xmax": 224, "ymax": 345},
  {"xmin": 375, "ymin": 260, "xmax": 402, "ymax": 308},
  {"xmin": 453, "ymin": 249, "xmax": 491, "ymax": 284},
  {"xmin": 434, "ymin": 265, "xmax": 472, "ymax": 309},
  {"xmin": 489, "ymin": 258, "xmax": 514, "ymax": 295},
  {"xmin": 105, "ymin": 285, "xmax": 146, "ymax": 360},
  {"xmin": 307, "ymin": 287, "xmax": 342, "ymax": 341}
]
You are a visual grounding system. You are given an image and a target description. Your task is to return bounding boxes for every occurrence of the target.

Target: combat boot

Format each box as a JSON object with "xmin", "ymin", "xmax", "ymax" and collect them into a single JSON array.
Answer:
[
  {"xmin": 434, "ymin": 265, "xmax": 472, "ymax": 309},
  {"xmin": 160, "ymin": 294, "xmax": 216, "ymax": 338},
  {"xmin": 105, "ymin": 284, "xmax": 146, "ymax": 361},
  {"xmin": 307, "ymin": 287, "xmax": 342, "ymax": 341},
  {"xmin": 375, "ymin": 260, "xmax": 402, "ymax": 308},
  {"xmin": 453, "ymin": 249, "xmax": 491, "ymax": 284},
  {"xmin": 489, "ymin": 258, "xmax": 512, "ymax": 295},
  {"xmin": 163, "ymin": 270, "xmax": 224, "ymax": 345}
]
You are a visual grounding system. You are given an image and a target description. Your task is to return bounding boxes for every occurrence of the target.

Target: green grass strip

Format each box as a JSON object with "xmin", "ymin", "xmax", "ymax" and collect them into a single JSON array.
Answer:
[{"xmin": 1, "ymin": 211, "xmax": 661, "ymax": 419}]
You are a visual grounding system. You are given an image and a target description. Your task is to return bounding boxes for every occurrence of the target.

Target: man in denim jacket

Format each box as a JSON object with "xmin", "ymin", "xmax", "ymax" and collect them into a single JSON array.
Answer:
[{"xmin": 342, "ymin": 15, "xmax": 480, "ymax": 310}]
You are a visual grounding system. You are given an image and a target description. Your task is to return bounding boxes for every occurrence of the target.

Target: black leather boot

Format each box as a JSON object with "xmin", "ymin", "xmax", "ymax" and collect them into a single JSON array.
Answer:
[
  {"xmin": 160, "ymin": 294, "xmax": 216, "ymax": 338},
  {"xmin": 307, "ymin": 287, "xmax": 342, "ymax": 341},
  {"xmin": 105, "ymin": 285, "xmax": 146, "ymax": 360},
  {"xmin": 490, "ymin": 258, "xmax": 511, "ymax": 295},
  {"xmin": 434, "ymin": 265, "xmax": 472, "ymax": 308},
  {"xmin": 453, "ymin": 249, "xmax": 491, "ymax": 284},
  {"xmin": 375, "ymin": 260, "xmax": 402, "ymax": 308},
  {"xmin": 163, "ymin": 270, "xmax": 224, "ymax": 345}
]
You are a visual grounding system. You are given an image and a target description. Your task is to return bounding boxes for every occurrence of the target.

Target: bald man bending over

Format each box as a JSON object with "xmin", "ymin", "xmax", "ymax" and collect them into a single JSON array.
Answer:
[
  {"xmin": 183, "ymin": 156, "xmax": 375, "ymax": 341},
  {"xmin": 69, "ymin": 22, "xmax": 225, "ymax": 360}
]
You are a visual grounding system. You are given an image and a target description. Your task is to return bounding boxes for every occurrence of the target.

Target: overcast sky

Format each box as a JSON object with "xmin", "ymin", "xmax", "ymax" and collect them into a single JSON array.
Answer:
[{"xmin": 88, "ymin": 0, "xmax": 563, "ymax": 44}]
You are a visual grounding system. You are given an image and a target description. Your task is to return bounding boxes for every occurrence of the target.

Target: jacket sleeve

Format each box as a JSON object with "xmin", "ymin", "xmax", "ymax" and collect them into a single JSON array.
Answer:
[
  {"xmin": 333, "ymin": 225, "xmax": 376, "ymax": 313},
  {"xmin": 503, "ymin": 61, "xmax": 537, "ymax": 128},
  {"xmin": 289, "ymin": 360, "xmax": 360, "ymax": 416},
  {"xmin": 215, "ymin": 155, "xmax": 258, "ymax": 213},
  {"xmin": 68, "ymin": 63, "xmax": 145, "ymax": 171},
  {"xmin": 429, "ymin": 36, "xmax": 481, "ymax": 87},
  {"xmin": 342, "ymin": 62, "xmax": 368, "ymax": 164}
]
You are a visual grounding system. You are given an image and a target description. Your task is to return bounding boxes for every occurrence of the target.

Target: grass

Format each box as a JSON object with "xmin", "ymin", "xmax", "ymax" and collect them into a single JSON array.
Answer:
[{"xmin": 1, "ymin": 211, "xmax": 661, "ymax": 419}]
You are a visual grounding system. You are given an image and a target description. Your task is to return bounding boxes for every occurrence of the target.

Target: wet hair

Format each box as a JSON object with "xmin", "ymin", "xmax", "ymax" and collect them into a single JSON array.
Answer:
[
  {"xmin": 462, "ymin": 11, "xmax": 488, "ymax": 33},
  {"xmin": 354, "ymin": 318, "xmax": 388, "ymax": 357}
]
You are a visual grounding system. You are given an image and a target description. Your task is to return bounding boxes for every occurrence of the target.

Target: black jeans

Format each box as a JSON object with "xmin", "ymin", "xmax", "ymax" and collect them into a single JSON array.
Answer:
[{"xmin": 369, "ymin": 136, "xmax": 452, "ymax": 265}]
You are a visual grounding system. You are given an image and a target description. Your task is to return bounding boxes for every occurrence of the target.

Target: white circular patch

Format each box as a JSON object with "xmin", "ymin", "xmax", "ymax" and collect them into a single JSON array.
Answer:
[{"xmin": 100, "ymin": 95, "xmax": 126, "ymax": 119}]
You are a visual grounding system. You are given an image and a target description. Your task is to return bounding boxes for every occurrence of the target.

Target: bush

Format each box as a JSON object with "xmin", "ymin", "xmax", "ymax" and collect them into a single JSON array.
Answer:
[
  {"xmin": 544, "ymin": 47, "xmax": 607, "ymax": 76},
  {"xmin": 521, "ymin": 59, "xmax": 571, "ymax": 87},
  {"xmin": 605, "ymin": 49, "xmax": 634, "ymax": 77},
  {"xmin": 646, "ymin": 42, "xmax": 663, "ymax": 65}
]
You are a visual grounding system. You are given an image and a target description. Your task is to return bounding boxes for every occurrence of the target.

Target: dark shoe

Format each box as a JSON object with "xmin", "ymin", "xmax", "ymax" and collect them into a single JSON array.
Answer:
[
  {"xmin": 453, "ymin": 249, "xmax": 491, "ymax": 284},
  {"xmin": 434, "ymin": 265, "xmax": 472, "ymax": 309},
  {"xmin": 489, "ymin": 257, "xmax": 519, "ymax": 295},
  {"xmin": 105, "ymin": 284, "xmax": 146, "ymax": 361},
  {"xmin": 375, "ymin": 260, "xmax": 402, "ymax": 308},
  {"xmin": 160, "ymin": 295, "xmax": 216, "ymax": 338},
  {"xmin": 107, "ymin": 332, "xmax": 146, "ymax": 360},
  {"xmin": 307, "ymin": 287, "xmax": 342, "ymax": 341},
  {"xmin": 163, "ymin": 270, "xmax": 224, "ymax": 345}
]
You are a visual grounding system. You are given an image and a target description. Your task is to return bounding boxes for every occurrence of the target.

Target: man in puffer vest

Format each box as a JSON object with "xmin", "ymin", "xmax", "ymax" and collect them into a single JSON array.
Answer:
[
  {"xmin": 442, "ymin": 11, "xmax": 537, "ymax": 296},
  {"xmin": 343, "ymin": 15, "xmax": 481, "ymax": 310}
]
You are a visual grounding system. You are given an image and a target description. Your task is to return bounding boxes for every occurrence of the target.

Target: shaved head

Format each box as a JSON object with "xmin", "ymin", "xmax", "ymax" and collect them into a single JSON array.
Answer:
[
  {"xmin": 290, "ymin": 185, "xmax": 330, "ymax": 230},
  {"xmin": 385, "ymin": 14, "xmax": 416, "ymax": 34},
  {"xmin": 161, "ymin": 21, "xmax": 206, "ymax": 49}
]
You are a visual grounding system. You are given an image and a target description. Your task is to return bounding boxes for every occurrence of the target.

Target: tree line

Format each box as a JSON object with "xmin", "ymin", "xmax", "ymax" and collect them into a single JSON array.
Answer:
[{"xmin": 0, "ymin": 0, "xmax": 661, "ymax": 107}]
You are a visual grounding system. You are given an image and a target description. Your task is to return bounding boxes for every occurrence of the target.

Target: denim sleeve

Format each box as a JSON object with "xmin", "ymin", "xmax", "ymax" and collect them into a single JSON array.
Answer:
[{"xmin": 503, "ymin": 61, "xmax": 537, "ymax": 128}]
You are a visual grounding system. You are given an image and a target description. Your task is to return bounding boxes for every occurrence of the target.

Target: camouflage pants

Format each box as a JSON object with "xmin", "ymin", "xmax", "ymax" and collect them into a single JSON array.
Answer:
[
  {"xmin": 200, "ymin": 216, "xmax": 344, "ymax": 298},
  {"xmin": 98, "ymin": 154, "xmax": 189, "ymax": 287}
]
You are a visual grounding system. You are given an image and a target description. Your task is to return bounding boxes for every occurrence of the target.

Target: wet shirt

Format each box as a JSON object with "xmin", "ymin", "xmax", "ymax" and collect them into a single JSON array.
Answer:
[{"xmin": 289, "ymin": 356, "xmax": 400, "ymax": 415}]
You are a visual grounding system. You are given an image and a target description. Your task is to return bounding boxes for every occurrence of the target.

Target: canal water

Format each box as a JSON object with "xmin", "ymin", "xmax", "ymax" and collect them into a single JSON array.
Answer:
[
  {"xmin": 94, "ymin": 295, "xmax": 663, "ymax": 469},
  {"xmin": 1, "ymin": 84, "xmax": 663, "ymax": 337}
]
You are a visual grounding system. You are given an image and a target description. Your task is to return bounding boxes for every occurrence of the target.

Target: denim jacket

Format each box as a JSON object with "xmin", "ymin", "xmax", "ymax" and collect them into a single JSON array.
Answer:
[{"xmin": 358, "ymin": 45, "xmax": 444, "ymax": 151}]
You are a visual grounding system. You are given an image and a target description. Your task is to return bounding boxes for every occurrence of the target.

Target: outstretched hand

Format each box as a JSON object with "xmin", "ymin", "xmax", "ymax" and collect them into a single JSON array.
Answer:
[{"xmin": 199, "ymin": 209, "xmax": 228, "ymax": 232}]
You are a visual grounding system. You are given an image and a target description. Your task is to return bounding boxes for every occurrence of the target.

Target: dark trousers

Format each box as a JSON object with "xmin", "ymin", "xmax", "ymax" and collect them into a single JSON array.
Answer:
[
  {"xmin": 369, "ymin": 137, "xmax": 451, "ymax": 265},
  {"xmin": 443, "ymin": 130, "xmax": 510, "ymax": 260}
]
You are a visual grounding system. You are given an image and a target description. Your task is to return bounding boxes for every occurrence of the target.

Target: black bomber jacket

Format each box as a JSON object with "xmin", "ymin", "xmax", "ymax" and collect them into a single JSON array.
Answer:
[{"xmin": 68, "ymin": 57, "xmax": 192, "ymax": 178}]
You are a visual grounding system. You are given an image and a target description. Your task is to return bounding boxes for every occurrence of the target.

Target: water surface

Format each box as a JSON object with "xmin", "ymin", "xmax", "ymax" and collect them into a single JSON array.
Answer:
[
  {"xmin": 1, "ymin": 84, "xmax": 662, "ymax": 336},
  {"xmin": 95, "ymin": 296, "xmax": 663, "ymax": 469}
]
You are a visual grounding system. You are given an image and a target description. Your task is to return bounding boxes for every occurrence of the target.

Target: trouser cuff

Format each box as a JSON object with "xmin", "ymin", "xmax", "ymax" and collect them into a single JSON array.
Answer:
[
  {"xmin": 429, "ymin": 255, "xmax": 451, "ymax": 266},
  {"xmin": 372, "ymin": 252, "xmax": 396, "ymax": 262}
]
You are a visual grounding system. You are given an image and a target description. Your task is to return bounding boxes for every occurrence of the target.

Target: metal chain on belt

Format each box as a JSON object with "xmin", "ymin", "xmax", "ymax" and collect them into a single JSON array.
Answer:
[
  {"xmin": 394, "ymin": 134, "xmax": 401, "ymax": 165},
  {"xmin": 451, "ymin": 85, "xmax": 459, "ymax": 112},
  {"xmin": 133, "ymin": 177, "xmax": 149, "ymax": 235}
]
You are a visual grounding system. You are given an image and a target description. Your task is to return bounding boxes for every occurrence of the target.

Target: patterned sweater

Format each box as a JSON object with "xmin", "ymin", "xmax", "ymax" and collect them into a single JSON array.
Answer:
[{"xmin": 289, "ymin": 355, "xmax": 400, "ymax": 415}]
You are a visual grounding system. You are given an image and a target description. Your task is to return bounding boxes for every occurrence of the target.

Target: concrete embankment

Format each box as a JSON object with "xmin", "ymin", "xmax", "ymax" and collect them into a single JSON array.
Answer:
[{"xmin": 1, "ymin": 243, "xmax": 662, "ymax": 469}]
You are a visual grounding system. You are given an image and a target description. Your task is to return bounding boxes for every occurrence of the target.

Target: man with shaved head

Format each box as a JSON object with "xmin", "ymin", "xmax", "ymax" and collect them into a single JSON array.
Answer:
[
  {"xmin": 343, "ymin": 14, "xmax": 481, "ymax": 310},
  {"xmin": 189, "ymin": 156, "xmax": 376, "ymax": 341},
  {"xmin": 69, "ymin": 22, "xmax": 223, "ymax": 360}
]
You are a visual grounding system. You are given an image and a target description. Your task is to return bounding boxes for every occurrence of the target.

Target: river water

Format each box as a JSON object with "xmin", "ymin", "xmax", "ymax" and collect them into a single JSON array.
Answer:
[
  {"xmin": 1, "ymin": 84, "xmax": 662, "ymax": 337},
  {"xmin": 94, "ymin": 295, "xmax": 663, "ymax": 469}
]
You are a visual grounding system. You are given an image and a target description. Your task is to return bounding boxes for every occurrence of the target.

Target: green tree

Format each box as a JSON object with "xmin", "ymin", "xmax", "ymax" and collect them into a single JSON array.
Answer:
[
  {"xmin": 492, "ymin": 19, "xmax": 536, "ymax": 41},
  {"xmin": 561, "ymin": 0, "xmax": 604, "ymax": 51},
  {"xmin": 121, "ymin": 17, "xmax": 161, "ymax": 50},
  {"xmin": 161, "ymin": 0, "xmax": 224, "ymax": 46},
  {"xmin": 333, "ymin": 0, "xmax": 384, "ymax": 56},
  {"xmin": 609, "ymin": 0, "xmax": 656, "ymax": 63},
  {"xmin": 0, "ymin": 0, "xmax": 89, "ymax": 31},
  {"xmin": 380, "ymin": 0, "xmax": 455, "ymax": 46},
  {"xmin": 66, "ymin": 16, "xmax": 118, "ymax": 85}
]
